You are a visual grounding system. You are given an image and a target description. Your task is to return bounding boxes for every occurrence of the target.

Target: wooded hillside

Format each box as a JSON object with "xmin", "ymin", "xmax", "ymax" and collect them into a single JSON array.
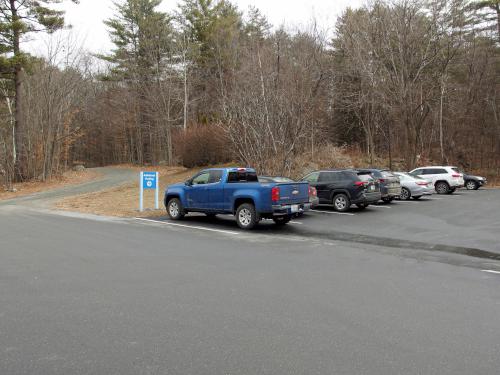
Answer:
[{"xmin": 1, "ymin": 0, "xmax": 499, "ymax": 188}]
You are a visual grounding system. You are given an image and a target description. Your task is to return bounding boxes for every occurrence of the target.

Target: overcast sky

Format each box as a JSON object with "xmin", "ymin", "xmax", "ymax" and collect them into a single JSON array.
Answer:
[{"xmin": 27, "ymin": 0, "xmax": 363, "ymax": 55}]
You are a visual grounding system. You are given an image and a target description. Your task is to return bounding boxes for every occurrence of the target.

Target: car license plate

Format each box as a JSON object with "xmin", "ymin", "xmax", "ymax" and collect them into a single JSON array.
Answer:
[{"xmin": 291, "ymin": 205, "xmax": 299, "ymax": 213}]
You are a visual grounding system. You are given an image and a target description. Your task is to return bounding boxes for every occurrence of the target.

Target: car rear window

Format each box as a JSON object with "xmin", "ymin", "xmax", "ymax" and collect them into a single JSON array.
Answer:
[
  {"xmin": 395, "ymin": 173, "xmax": 408, "ymax": 180},
  {"xmin": 357, "ymin": 174, "xmax": 374, "ymax": 182},
  {"xmin": 227, "ymin": 171, "xmax": 258, "ymax": 183}
]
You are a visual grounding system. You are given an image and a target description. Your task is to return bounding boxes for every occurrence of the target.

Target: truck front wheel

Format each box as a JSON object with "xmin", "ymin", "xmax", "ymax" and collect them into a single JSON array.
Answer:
[
  {"xmin": 236, "ymin": 203, "xmax": 258, "ymax": 230},
  {"xmin": 167, "ymin": 198, "xmax": 185, "ymax": 220}
]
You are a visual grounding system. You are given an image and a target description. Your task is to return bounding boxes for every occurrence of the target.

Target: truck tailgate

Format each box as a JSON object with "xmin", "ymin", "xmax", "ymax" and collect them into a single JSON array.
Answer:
[{"xmin": 275, "ymin": 182, "xmax": 309, "ymax": 205}]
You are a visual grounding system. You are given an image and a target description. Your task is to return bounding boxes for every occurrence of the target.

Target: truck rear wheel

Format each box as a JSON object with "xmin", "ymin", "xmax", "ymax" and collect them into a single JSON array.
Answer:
[
  {"xmin": 236, "ymin": 203, "xmax": 258, "ymax": 230},
  {"xmin": 167, "ymin": 198, "xmax": 185, "ymax": 220}
]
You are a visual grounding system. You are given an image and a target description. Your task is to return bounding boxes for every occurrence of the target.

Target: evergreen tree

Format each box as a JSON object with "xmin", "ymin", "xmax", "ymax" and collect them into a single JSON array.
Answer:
[
  {"xmin": 102, "ymin": 0, "xmax": 172, "ymax": 82},
  {"xmin": 178, "ymin": 0, "xmax": 242, "ymax": 66},
  {"xmin": 102, "ymin": 0, "xmax": 174, "ymax": 164},
  {"xmin": 0, "ymin": 0, "xmax": 78, "ymax": 179}
]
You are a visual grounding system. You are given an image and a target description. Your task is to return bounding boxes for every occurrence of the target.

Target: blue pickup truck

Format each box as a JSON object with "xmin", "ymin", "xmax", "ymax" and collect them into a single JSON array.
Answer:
[{"xmin": 164, "ymin": 168, "xmax": 310, "ymax": 229}]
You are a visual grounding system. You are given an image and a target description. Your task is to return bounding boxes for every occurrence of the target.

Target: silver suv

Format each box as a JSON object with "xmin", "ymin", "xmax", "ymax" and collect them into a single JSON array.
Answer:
[{"xmin": 408, "ymin": 166, "xmax": 464, "ymax": 194}]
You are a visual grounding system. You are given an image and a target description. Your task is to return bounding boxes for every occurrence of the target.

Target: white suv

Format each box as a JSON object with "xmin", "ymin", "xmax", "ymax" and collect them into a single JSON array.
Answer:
[{"xmin": 408, "ymin": 166, "xmax": 464, "ymax": 194}]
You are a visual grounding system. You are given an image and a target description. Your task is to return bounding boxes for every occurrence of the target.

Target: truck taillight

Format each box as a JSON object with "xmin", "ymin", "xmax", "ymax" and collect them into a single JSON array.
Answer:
[
  {"xmin": 309, "ymin": 186, "xmax": 317, "ymax": 197},
  {"xmin": 271, "ymin": 186, "xmax": 280, "ymax": 202}
]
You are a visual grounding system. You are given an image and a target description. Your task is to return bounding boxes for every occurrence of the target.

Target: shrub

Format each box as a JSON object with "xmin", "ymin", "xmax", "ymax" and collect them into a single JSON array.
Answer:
[{"xmin": 173, "ymin": 125, "xmax": 233, "ymax": 168}]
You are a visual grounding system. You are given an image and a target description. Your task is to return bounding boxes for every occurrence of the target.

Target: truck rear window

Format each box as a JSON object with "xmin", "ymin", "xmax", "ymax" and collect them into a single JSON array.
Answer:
[{"xmin": 227, "ymin": 171, "xmax": 258, "ymax": 183}]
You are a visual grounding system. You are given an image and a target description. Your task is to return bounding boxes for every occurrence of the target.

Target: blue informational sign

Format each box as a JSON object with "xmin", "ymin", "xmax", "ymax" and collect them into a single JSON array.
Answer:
[
  {"xmin": 142, "ymin": 172, "xmax": 157, "ymax": 190},
  {"xmin": 139, "ymin": 171, "xmax": 159, "ymax": 212}
]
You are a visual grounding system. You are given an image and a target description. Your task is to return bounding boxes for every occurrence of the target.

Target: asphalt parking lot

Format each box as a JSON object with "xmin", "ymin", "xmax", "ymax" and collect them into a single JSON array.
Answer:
[
  {"xmin": 1, "ymin": 187, "xmax": 500, "ymax": 375},
  {"xmin": 142, "ymin": 188, "xmax": 500, "ymax": 257}
]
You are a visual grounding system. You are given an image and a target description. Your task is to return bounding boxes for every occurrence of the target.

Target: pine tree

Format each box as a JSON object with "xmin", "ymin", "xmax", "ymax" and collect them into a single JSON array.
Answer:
[
  {"xmin": 102, "ymin": 0, "xmax": 173, "ymax": 164},
  {"xmin": 0, "ymin": 0, "xmax": 78, "ymax": 179},
  {"xmin": 102, "ymin": 0, "xmax": 171, "ymax": 82}
]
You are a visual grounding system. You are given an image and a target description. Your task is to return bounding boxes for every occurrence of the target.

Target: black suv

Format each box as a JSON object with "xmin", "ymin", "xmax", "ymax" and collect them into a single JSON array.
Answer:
[{"xmin": 302, "ymin": 170, "xmax": 381, "ymax": 212}]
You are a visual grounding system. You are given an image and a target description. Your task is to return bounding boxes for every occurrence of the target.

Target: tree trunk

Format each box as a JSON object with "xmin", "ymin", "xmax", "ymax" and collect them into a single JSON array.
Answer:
[{"xmin": 11, "ymin": 0, "xmax": 24, "ymax": 180}]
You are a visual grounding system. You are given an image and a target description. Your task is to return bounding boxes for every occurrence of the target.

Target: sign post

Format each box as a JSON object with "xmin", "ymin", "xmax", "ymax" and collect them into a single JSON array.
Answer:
[{"xmin": 139, "ymin": 171, "xmax": 159, "ymax": 212}]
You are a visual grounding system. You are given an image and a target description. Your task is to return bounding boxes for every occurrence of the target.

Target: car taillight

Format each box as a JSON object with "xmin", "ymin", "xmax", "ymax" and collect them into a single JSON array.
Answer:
[
  {"xmin": 271, "ymin": 186, "xmax": 280, "ymax": 202},
  {"xmin": 309, "ymin": 186, "xmax": 317, "ymax": 197},
  {"xmin": 378, "ymin": 178, "xmax": 386, "ymax": 183},
  {"xmin": 354, "ymin": 181, "xmax": 366, "ymax": 187},
  {"xmin": 416, "ymin": 182, "xmax": 428, "ymax": 186},
  {"xmin": 452, "ymin": 174, "xmax": 461, "ymax": 178}
]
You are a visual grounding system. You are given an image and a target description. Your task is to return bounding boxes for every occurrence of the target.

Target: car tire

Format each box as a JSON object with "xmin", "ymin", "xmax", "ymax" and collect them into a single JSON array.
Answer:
[
  {"xmin": 333, "ymin": 193, "xmax": 350, "ymax": 212},
  {"xmin": 356, "ymin": 203, "xmax": 368, "ymax": 210},
  {"xmin": 412, "ymin": 196, "xmax": 422, "ymax": 200},
  {"xmin": 465, "ymin": 180, "xmax": 478, "ymax": 190},
  {"xmin": 447, "ymin": 187, "xmax": 456, "ymax": 195},
  {"xmin": 236, "ymin": 203, "xmax": 258, "ymax": 230},
  {"xmin": 400, "ymin": 187, "xmax": 411, "ymax": 200},
  {"xmin": 435, "ymin": 181, "xmax": 450, "ymax": 195},
  {"xmin": 273, "ymin": 216, "xmax": 291, "ymax": 226},
  {"xmin": 167, "ymin": 198, "xmax": 185, "ymax": 220}
]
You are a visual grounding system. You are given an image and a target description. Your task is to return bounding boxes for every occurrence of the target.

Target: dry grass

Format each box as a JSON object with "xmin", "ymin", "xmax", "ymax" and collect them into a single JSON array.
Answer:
[
  {"xmin": 0, "ymin": 169, "xmax": 102, "ymax": 201},
  {"xmin": 54, "ymin": 165, "xmax": 223, "ymax": 218}
]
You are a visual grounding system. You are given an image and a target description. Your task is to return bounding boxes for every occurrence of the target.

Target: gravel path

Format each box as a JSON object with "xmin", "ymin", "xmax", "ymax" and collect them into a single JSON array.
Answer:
[{"xmin": 0, "ymin": 167, "xmax": 137, "ymax": 208}]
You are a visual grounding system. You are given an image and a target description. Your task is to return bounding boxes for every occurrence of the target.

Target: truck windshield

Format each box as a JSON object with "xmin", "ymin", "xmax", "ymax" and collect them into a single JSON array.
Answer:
[{"xmin": 227, "ymin": 171, "xmax": 258, "ymax": 183}]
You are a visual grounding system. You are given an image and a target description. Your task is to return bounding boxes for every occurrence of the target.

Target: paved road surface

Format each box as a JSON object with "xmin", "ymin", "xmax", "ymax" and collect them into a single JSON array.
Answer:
[{"xmin": 1, "ymin": 171, "xmax": 500, "ymax": 375}]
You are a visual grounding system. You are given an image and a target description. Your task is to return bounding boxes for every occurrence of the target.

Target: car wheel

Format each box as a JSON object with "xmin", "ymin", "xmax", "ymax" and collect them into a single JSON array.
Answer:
[
  {"xmin": 412, "ymin": 196, "xmax": 422, "ymax": 200},
  {"xmin": 400, "ymin": 187, "xmax": 411, "ymax": 200},
  {"xmin": 465, "ymin": 180, "xmax": 478, "ymax": 190},
  {"xmin": 273, "ymin": 216, "xmax": 291, "ymax": 226},
  {"xmin": 356, "ymin": 203, "xmax": 368, "ymax": 210},
  {"xmin": 167, "ymin": 198, "xmax": 185, "ymax": 220},
  {"xmin": 236, "ymin": 203, "xmax": 258, "ymax": 230},
  {"xmin": 333, "ymin": 193, "xmax": 350, "ymax": 212},
  {"xmin": 435, "ymin": 181, "xmax": 450, "ymax": 195}
]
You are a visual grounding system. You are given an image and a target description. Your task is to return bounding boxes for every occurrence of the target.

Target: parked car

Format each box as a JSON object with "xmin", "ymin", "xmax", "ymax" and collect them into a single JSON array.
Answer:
[
  {"xmin": 355, "ymin": 169, "xmax": 401, "ymax": 203},
  {"xmin": 164, "ymin": 168, "xmax": 310, "ymax": 229},
  {"xmin": 259, "ymin": 176, "xmax": 319, "ymax": 208},
  {"xmin": 301, "ymin": 169, "xmax": 381, "ymax": 212},
  {"xmin": 463, "ymin": 173, "xmax": 487, "ymax": 190},
  {"xmin": 408, "ymin": 166, "xmax": 464, "ymax": 194},
  {"xmin": 393, "ymin": 172, "xmax": 433, "ymax": 200}
]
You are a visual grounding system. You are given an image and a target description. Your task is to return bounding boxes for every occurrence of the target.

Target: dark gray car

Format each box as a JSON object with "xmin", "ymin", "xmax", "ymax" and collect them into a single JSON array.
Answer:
[
  {"xmin": 463, "ymin": 174, "xmax": 487, "ymax": 190},
  {"xmin": 355, "ymin": 169, "xmax": 401, "ymax": 203}
]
